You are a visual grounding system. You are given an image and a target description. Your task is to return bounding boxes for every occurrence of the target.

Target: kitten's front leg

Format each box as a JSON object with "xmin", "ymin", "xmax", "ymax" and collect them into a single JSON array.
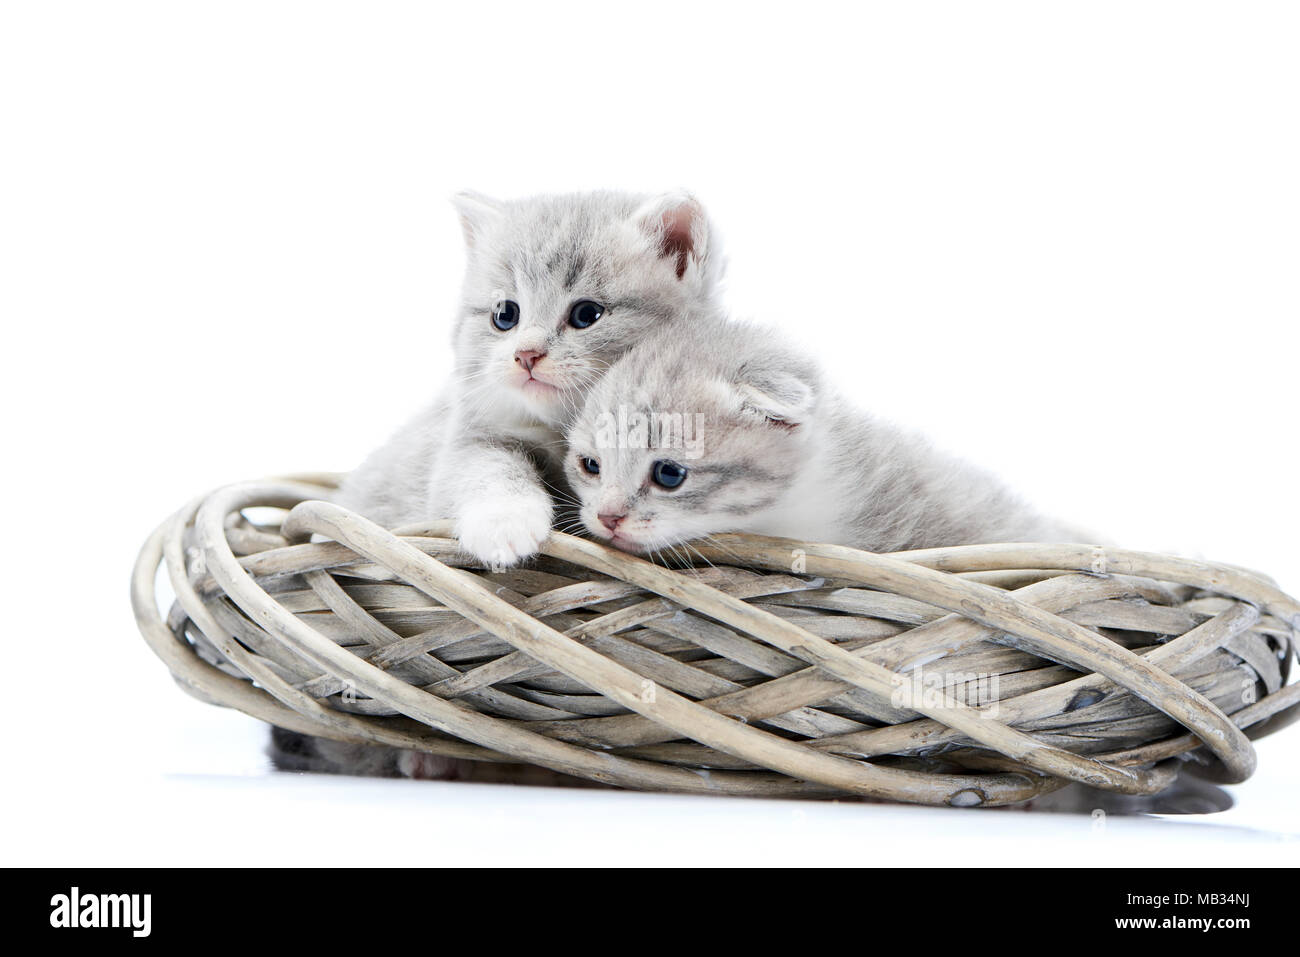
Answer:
[
  {"xmin": 457, "ymin": 491, "xmax": 553, "ymax": 569},
  {"xmin": 435, "ymin": 438, "xmax": 554, "ymax": 569}
]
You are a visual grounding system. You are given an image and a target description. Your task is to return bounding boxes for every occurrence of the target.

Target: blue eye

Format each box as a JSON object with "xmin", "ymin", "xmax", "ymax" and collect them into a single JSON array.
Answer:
[
  {"xmin": 492, "ymin": 300, "xmax": 520, "ymax": 331},
  {"xmin": 651, "ymin": 460, "xmax": 687, "ymax": 489},
  {"xmin": 580, "ymin": 456, "xmax": 601, "ymax": 475},
  {"xmin": 568, "ymin": 300, "xmax": 604, "ymax": 329}
]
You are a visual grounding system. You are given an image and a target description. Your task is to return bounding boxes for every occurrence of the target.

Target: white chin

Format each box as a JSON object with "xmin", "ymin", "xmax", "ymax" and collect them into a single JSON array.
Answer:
[
  {"xmin": 518, "ymin": 380, "xmax": 562, "ymax": 402},
  {"xmin": 613, "ymin": 533, "xmax": 654, "ymax": 554}
]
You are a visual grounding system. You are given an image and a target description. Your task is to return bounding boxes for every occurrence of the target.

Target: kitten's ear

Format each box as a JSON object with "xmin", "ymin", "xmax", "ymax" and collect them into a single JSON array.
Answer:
[
  {"xmin": 451, "ymin": 190, "xmax": 504, "ymax": 249},
  {"xmin": 735, "ymin": 365, "xmax": 817, "ymax": 428},
  {"xmin": 632, "ymin": 191, "xmax": 710, "ymax": 280}
]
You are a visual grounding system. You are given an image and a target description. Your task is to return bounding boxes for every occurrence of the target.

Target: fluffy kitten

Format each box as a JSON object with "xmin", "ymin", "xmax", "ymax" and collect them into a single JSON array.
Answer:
[
  {"xmin": 271, "ymin": 190, "xmax": 723, "ymax": 782},
  {"xmin": 335, "ymin": 188, "xmax": 722, "ymax": 566},
  {"xmin": 565, "ymin": 315, "xmax": 1075, "ymax": 554}
]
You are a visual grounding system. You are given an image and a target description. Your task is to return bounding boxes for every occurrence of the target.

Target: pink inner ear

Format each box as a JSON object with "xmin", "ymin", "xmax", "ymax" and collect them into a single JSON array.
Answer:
[{"xmin": 658, "ymin": 206, "xmax": 696, "ymax": 279}]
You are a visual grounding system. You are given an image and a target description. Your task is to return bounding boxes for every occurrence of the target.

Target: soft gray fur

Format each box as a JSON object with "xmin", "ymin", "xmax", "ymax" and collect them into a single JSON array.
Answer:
[
  {"xmin": 566, "ymin": 315, "xmax": 1077, "ymax": 555},
  {"xmin": 335, "ymin": 188, "xmax": 722, "ymax": 566},
  {"xmin": 271, "ymin": 189, "xmax": 723, "ymax": 781}
]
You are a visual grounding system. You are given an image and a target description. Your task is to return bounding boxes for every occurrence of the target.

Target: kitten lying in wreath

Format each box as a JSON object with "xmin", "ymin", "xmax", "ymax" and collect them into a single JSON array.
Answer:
[{"xmin": 565, "ymin": 312, "xmax": 1075, "ymax": 555}]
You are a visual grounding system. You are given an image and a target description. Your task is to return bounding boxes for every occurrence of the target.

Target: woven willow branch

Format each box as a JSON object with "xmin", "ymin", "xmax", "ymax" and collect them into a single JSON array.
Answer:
[{"xmin": 131, "ymin": 475, "xmax": 1300, "ymax": 807}]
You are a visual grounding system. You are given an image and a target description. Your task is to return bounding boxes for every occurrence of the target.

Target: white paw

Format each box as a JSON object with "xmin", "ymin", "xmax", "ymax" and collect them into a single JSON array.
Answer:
[{"xmin": 455, "ymin": 496, "xmax": 553, "ymax": 569}]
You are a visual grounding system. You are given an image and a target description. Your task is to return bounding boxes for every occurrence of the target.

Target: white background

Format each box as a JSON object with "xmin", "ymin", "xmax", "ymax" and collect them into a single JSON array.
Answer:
[{"xmin": 2, "ymin": 1, "xmax": 1297, "ymax": 865}]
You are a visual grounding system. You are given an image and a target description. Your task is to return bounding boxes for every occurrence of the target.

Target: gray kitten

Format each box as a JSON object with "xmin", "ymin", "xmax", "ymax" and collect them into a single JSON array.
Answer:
[
  {"xmin": 565, "ymin": 314, "xmax": 1076, "ymax": 555},
  {"xmin": 335, "ymin": 188, "xmax": 720, "ymax": 566},
  {"xmin": 272, "ymin": 190, "xmax": 723, "ymax": 780}
]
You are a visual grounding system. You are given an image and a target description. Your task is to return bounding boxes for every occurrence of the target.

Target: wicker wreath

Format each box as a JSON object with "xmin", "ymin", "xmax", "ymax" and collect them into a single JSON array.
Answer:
[{"xmin": 130, "ymin": 474, "xmax": 1300, "ymax": 807}]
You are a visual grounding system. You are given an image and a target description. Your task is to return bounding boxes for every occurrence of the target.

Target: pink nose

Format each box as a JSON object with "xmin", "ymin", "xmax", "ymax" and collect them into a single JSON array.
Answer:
[
  {"xmin": 598, "ymin": 511, "xmax": 626, "ymax": 532},
  {"xmin": 515, "ymin": 349, "xmax": 545, "ymax": 372}
]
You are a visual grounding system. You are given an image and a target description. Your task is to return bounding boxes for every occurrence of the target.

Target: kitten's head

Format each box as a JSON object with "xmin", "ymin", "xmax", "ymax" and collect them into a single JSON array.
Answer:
[
  {"xmin": 451, "ymin": 190, "xmax": 721, "ymax": 424},
  {"xmin": 565, "ymin": 320, "xmax": 821, "ymax": 554}
]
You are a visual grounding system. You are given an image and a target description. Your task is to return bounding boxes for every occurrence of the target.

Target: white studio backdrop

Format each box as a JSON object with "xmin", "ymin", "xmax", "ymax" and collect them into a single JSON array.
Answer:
[{"xmin": 1, "ymin": 2, "xmax": 1297, "ymax": 864}]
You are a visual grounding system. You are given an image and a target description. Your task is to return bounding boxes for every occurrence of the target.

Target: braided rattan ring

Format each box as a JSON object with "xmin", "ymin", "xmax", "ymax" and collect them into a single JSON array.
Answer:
[{"xmin": 131, "ymin": 475, "xmax": 1300, "ymax": 807}]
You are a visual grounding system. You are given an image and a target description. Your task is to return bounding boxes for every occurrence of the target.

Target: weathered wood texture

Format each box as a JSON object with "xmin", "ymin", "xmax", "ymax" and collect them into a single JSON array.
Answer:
[{"xmin": 130, "ymin": 475, "xmax": 1300, "ymax": 807}]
